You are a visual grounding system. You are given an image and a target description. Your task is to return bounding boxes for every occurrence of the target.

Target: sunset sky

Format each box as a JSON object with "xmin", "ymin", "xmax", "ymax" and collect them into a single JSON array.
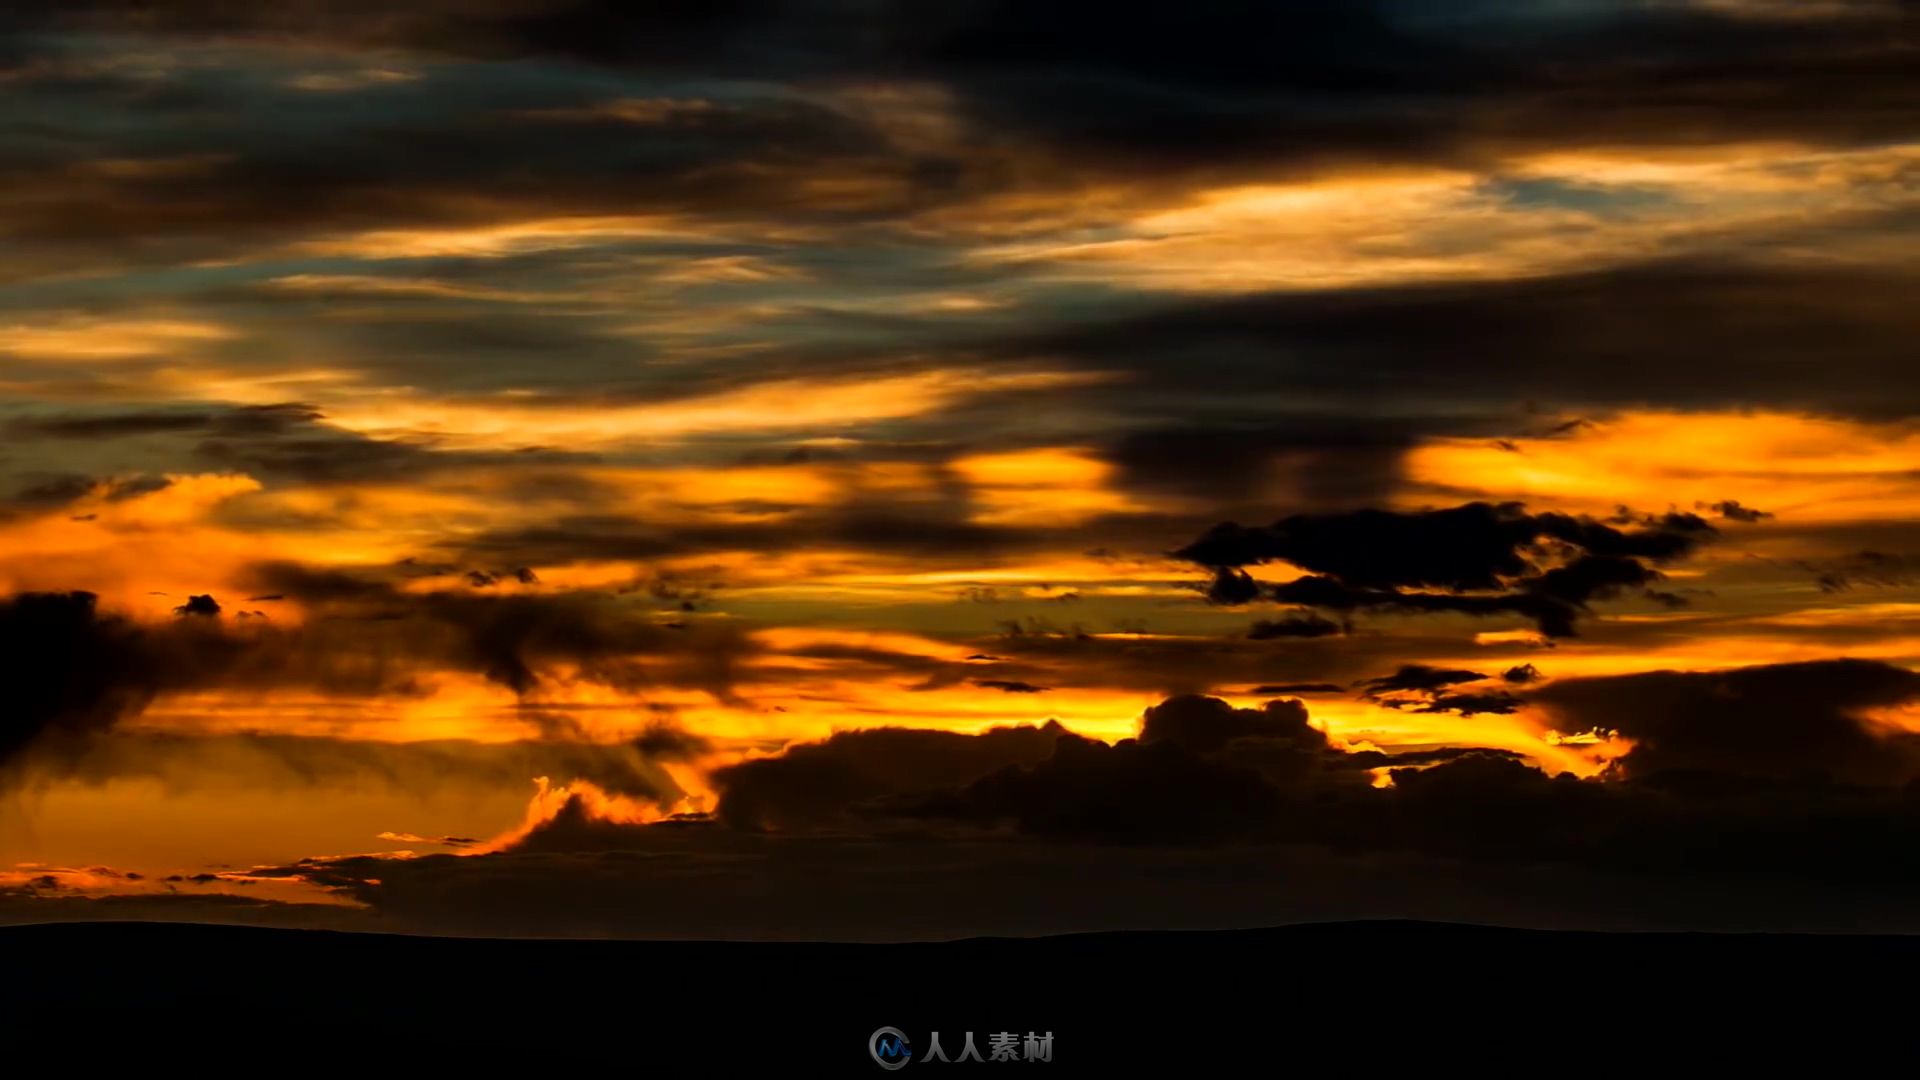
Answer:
[{"xmin": 2, "ymin": 0, "xmax": 1918, "ymax": 937}]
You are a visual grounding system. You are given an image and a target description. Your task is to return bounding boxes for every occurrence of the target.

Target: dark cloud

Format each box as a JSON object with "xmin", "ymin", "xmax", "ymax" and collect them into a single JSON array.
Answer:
[
  {"xmin": 1414, "ymin": 691, "xmax": 1521, "ymax": 716},
  {"xmin": 661, "ymin": 675, "xmax": 1920, "ymax": 887},
  {"xmin": 2, "ymin": 403, "xmax": 593, "ymax": 490},
  {"xmin": 914, "ymin": 2, "xmax": 1917, "ymax": 179},
  {"xmin": 188, "ymin": 664, "xmax": 1920, "ymax": 936},
  {"xmin": 1269, "ymin": 572, "xmax": 1647, "ymax": 639},
  {"xmin": 1102, "ymin": 419, "xmax": 1425, "ymax": 510},
  {"xmin": 972, "ymin": 679, "xmax": 1049, "ymax": 694},
  {"xmin": 1247, "ymin": 614, "xmax": 1344, "ymax": 640},
  {"xmin": 1138, "ymin": 694, "xmax": 1325, "ymax": 755},
  {"xmin": 6, "ymin": 404, "xmax": 323, "ymax": 441},
  {"xmin": 1201, "ymin": 567, "xmax": 1263, "ymax": 606},
  {"xmin": 890, "ymin": 731, "xmax": 1283, "ymax": 842},
  {"xmin": 1176, "ymin": 502, "xmax": 1707, "ymax": 587},
  {"xmin": 867, "ymin": 675, "xmax": 1920, "ymax": 884},
  {"xmin": 0, "ymin": 66, "xmax": 894, "ymax": 279},
  {"xmin": 0, "ymin": 572, "xmax": 760, "ymax": 773},
  {"xmin": 1361, "ymin": 665, "xmax": 1487, "ymax": 697},
  {"xmin": 1356, "ymin": 664, "xmax": 1522, "ymax": 715},
  {"xmin": 1177, "ymin": 501, "xmax": 1714, "ymax": 637},
  {"xmin": 1359, "ymin": 661, "xmax": 1474, "ymax": 691},
  {"xmin": 1501, "ymin": 664, "xmax": 1541, "ymax": 685},
  {"xmin": 173, "ymin": 594, "xmax": 221, "ymax": 617},
  {"xmin": 243, "ymin": 563, "xmax": 756, "ymax": 699},
  {"xmin": 57, "ymin": 730, "xmax": 696, "ymax": 804},
  {"xmin": 1033, "ymin": 262, "xmax": 1920, "ymax": 420},
  {"xmin": 442, "ymin": 504, "xmax": 1051, "ymax": 571},
  {"xmin": 1814, "ymin": 550, "xmax": 1915, "ymax": 594},
  {"xmin": 1531, "ymin": 659, "xmax": 1920, "ymax": 785},
  {"xmin": 192, "ymin": 411, "xmax": 593, "ymax": 485},
  {"xmin": 0, "ymin": 0, "xmax": 1906, "ymax": 351},
  {"xmin": 1248, "ymin": 682, "xmax": 1344, "ymax": 696},
  {"xmin": 5, "ymin": 410, "xmax": 218, "ymax": 439},
  {"xmin": 982, "ymin": 621, "xmax": 1451, "ymax": 700},
  {"xmin": 1, "ymin": 473, "xmax": 174, "ymax": 515},
  {"xmin": 710, "ymin": 722, "xmax": 1067, "ymax": 830},
  {"xmin": 3, "ymin": 474, "xmax": 102, "ymax": 512},
  {"xmin": 738, "ymin": 695, "xmax": 1339, "ymax": 842},
  {"xmin": 1702, "ymin": 499, "xmax": 1774, "ymax": 523},
  {"xmin": 633, "ymin": 723, "xmax": 711, "ymax": 762},
  {"xmin": 1529, "ymin": 553, "xmax": 1662, "ymax": 605},
  {"xmin": 0, "ymin": 591, "xmax": 239, "ymax": 765},
  {"xmin": 21, "ymin": 1, "xmax": 1914, "ymax": 171}
]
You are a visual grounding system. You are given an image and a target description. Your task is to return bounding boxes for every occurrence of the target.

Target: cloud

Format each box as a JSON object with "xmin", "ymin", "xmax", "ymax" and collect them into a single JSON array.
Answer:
[
  {"xmin": 1028, "ymin": 262, "xmax": 1920, "ymax": 421},
  {"xmin": 4, "ymin": 402, "xmax": 596, "ymax": 487},
  {"xmin": 1100, "ymin": 419, "xmax": 1420, "ymax": 509},
  {"xmin": 1702, "ymin": 499, "xmax": 1774, "ymax": 522},
  {"xmin": 1361, "ymin": 665, "xmax": 1489, "ymax": 697},
  {"xmin": 240, "ymin": 563, "xmax": 757, "ymax": 699},
  {"xmin": 972, "ymin": 679, "xmax": 1049, "ymax": 694},
  {"xmin": 1247, "ymin": 614, "xmax": 1344, "ymax": 640},
  {"xmin": 1138, "ymin": 694, "xmax": 1325, "ymax": 754},
  {"xmin": 1530, "ymin": 658, "xmax": 1920, "ymax": 784},
  {"xmin": 199, "ymin": 668, "xmax": 1920, "ymax": 936},
  {"xmin": 0, "ymin": 575, "xmax": 758, "ymax": 770},
  {"xmin": 1813, "ymin": 551, "xmax": 1914, "ymax": 593},
  {"xmin": 1, "ymin": 0, "xmax": 1917, "ymax": 942},
  {"xmin": 709, "ymin": 722, "xmax": 1067, "ymax": 830},
  {"xmin": 1176, "ymin": 501, "xmax": 1714, "ymax": 637},
  {"xmin": 1176, "ymin": 502, "xmax": 1707, "ymax": 588},
  {"xmin": 1357, "ymin": 664, "xmax": 1523, "ymax": 715},
  {"xmin": 57, "ymin": 730, "xmax": 699, "ymax": 804},
  {"xmin": 173, "ymin": 593, "xmax": 220, "ymax": 617},
  {"xmin": 890, "ymin": 731, "xmax": 1284, "ymax": 842},
  {"xmin": 24, "ymin": 1, "xmax": 1911, "ymax": 170},
  {"xmin": 1247, "ymin": 682, "xmax": 1345, "ymax": 696},
  {"xmin": 0, "ymin": 590, "xmax": 234, "ymax": 765}
]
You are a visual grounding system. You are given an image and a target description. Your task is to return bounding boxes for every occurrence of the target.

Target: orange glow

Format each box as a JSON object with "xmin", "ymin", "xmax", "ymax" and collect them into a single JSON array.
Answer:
[
  {"xmin": 1406, "ymin": 411, "xmax": 1920, "ymax": 527},
  {"xmin": 968, "ymin": 143, "xmax": 1920, "ymax": 291},
  {"xmin": 479, "ymin": 777, "xmax": 668, "ymax": 853},
  {"xmin": 951, "ymin": 447, "xmax": 1154, "ymax": 525},
  {"xmin": 316, "ymin": 368, "xmax": 1103, "ymax": 449},
  {"xmin": 2, "ymin": 15, "xmax": 1914, "ymax": 930},
  {"xmin": 0, "ymin": 316, "xmax": 235, "ymax": 361}
]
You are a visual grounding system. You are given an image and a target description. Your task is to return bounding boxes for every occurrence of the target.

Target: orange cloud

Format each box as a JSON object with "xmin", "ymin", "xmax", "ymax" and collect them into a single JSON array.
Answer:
[
  {"xmin": 1405, "ymin": 410, "xmax": 1920, "ymax": 528},
  {"xmin": 316, "ymin": 368, "xmax": 1104, "ymax": 450},
  {"xmin": 0, "ymin": 315, "xmax": 236, "ymax": 361},
  {"xmin": 951, "ymin": 447, "xmax": 1154, "ymax": 526}
]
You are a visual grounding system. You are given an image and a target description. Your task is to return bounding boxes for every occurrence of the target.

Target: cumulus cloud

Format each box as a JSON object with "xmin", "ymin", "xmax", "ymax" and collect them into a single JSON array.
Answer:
[
  {"xmin": 165, "ymin": 656, "xmax": 1920, "ymax": 938},
  {"xmin": 1531, "ymin": 659, "xmax": 1920, "ymax": 784},
  {"xmin": 710, "ymin": 723, "xmax": 1068, "ymax": 830},
  {"xmin": 1138, "ymin": 694, "xmax": 1325, "ymax": 754}
]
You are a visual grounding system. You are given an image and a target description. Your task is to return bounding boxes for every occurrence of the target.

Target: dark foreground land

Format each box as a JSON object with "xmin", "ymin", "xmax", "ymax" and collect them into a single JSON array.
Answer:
[{"xmin": 4, "ymin": 919, "xmax": 1913, "ymax": 1067}]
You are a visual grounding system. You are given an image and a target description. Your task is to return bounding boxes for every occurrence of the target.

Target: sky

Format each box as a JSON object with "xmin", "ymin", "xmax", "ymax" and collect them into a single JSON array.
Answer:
[{"xmin": 1, "ymin": 0, "xmax": 1917, "ymax": 938}]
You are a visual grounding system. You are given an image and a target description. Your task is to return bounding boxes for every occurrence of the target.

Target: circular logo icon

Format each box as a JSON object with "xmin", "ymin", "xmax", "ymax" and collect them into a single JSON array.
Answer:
[{"xmin": 870, "ymin": 1026, "xmax": 913, "ymax": 1070}]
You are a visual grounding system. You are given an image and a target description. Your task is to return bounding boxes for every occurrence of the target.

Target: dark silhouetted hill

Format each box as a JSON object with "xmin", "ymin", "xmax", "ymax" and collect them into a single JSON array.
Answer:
[{"xmin": 3, "ymin": 919, "xmax": 1910, "ymax": 1067}]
